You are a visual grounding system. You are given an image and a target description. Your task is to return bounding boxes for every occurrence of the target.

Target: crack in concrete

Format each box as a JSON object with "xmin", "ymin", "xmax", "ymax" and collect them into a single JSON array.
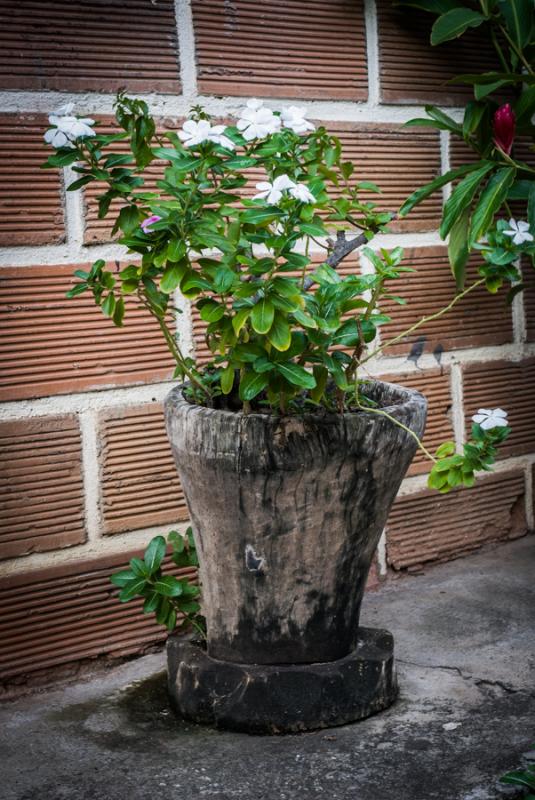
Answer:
[{"xmin": 396, "ymin": 658, "xmax": 532, "ymax": 698}]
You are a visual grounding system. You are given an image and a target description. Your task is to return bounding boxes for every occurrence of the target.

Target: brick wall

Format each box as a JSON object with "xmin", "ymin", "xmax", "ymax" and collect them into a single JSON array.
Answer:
[{"xmin": 0, "ymin": 0, "xmax": 533, "ymax": 686}]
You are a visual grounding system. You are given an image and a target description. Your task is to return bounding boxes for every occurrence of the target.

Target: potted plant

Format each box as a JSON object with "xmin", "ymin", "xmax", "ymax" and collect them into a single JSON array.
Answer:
[{"xmin": 41, "ymin": 92, "xmax": 527, "ymax": 732}]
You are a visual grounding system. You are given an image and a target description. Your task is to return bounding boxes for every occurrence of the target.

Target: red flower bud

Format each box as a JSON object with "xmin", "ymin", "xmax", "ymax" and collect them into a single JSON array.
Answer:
[{"xmin": 493, "ymin": 103, "xmax": 515, "ymax": 156}]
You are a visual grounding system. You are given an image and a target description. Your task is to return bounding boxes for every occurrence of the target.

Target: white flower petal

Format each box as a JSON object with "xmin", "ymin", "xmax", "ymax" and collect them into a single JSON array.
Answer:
[
  {"xmin": 493, "ymin": 408, "xmax": 508, "ymax": 418},
  {"xmin": 517, "ymin": 220, "xmax": 530, "ymax": 232},
  {"xmin": 273, "ymin": 174, "xmax": 295, "ymax": 191},
  {"xmin": 247, "ymin": 98, "xmax": 264, "ymax": 111},
  {"xmin": 55, "ymin": 102, "xmax": 75, "ymax": 116}
]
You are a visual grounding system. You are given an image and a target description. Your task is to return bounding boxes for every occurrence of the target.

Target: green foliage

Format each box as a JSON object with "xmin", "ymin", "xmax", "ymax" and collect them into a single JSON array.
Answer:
[
  {"xmin": 43, "ymin": 95, "xmax": 401, "ymax": 415},
  {"xmin": 110, "ymin": 528, "xmax": 204, "ymax": 636},
  {"xmin": 428, "ymin": 423, "xmax": 511, "ymax": 493},
  {"xmin": 396, "ymin": 0, "xmax": 534, "ymax": 289},
  {"xmin": 500, "ymin": 745, "xmax": 535, "ymax": 797}
]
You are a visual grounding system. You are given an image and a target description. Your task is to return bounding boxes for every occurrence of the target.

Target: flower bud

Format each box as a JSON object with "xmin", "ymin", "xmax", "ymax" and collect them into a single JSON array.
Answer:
[{"xmin": 493, "ymin": 103, "xmax": 515, "ymax": 156}]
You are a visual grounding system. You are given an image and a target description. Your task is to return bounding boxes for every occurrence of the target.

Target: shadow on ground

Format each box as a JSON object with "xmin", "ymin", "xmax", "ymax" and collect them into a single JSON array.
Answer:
[{"xmin": 2, "ymin": 537, "xmax": 534, "ymax": 800}]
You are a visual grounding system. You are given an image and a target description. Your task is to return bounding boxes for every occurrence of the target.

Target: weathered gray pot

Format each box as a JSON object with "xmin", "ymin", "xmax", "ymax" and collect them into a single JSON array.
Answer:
[{"xmin": 164, "ymin": 380, "xmax": 427, "ymax": 666}]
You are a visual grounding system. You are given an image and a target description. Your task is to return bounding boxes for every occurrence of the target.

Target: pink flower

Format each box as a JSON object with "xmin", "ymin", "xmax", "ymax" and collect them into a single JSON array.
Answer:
[
  {"xmin": 140, "ymin": 215, "xmax": 162, "ymax": 233},
  {"xmin": 493, "ymin": 104, "xmax": 515, "ymax": 156}
]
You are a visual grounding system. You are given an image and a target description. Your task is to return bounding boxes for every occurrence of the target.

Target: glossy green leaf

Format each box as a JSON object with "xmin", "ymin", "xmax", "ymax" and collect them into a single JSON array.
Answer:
[
  {"xmin": 276, "ymin": 362, "xmax": 316, "ymax": 389},
  {"xmin": 110, "ymin": 569, "xmax": 137, "ymax": 587},
  {"xmin": 239, "ymin": 371, "xmax": 269, "ymax": 401},
  {"xmin": 440, "ymin": 161, "xmax": 494, "ymax": 238},
  {"xmin": 469, "ymin": 167, "xmax": 516, "ymax": 246},
  {"xmin": 144, "ymin": 535, "xmax": 166, "ymax": 573},
  {"xmin": 399, "ymin": 162, "xmax": 487, "ymax": 217},
  {"xmin": 430, "ymin": 8, "xmax": 486, "ymax": 45},
  {"xmin": 251, "ymin": 298, "xmax": 275, "ymax": 334},
  {"xmin": 118, "ymin": 577, "xmax": 147, "ymax": 602},
  {"xmin": 220, "ymin": 364, "xmax": 235, "ymax": 395},
  {"xmin": 267, "ymin": 314, "xmax": 292, "ymax": 351},
  {"xmin": 448, "ymin": 207, "xmax": 471, "ymax": 290},
  {"xmin": 498, "ymin": 0, "xmax": 533, "ymax": 49},
  {"xmin": 153, "ymin": 576, "xmax": 183, "ymax": 597}
]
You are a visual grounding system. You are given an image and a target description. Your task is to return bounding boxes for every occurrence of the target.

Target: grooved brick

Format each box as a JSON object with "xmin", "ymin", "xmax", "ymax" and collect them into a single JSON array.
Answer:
[
  {"xmin": 0, "ymin": 0, "xmax": 180, "ymax": 93},
  {"xmin": 463, "ymin": 358, "xmax": 535, "ymax": 458},
  {"xmin": 0, "ymin": 550, "xmax": 196, "ymax": 681},
  {"xmin": 379, "ymin": 247, "xmax": 513, "ymax": 356},
  {"xmin": 0, "ymin": 264, "xmax": 175, "ymax": 401},
  {"xmin": 99, "ymin": 403, "xmax": 189, "ymax": 535},
  {"xmin": 386, "ymin": 471, "xmax": 527, "ymax": 570},
  {"xmin": 191, "ymin": 0, "xmax": 368, "ymax": 100},
  {"xmin": 0, "ymin": 416, "xmax": 86, "ymax": 560},
  {"xmin": 377, "ymin": 0, "xmax": 499, "ymax": 105},
  {"xmin": 0, "ymin": 114, "xmax": 64, "ymax": 246},
  {"xmin": 377, "ymin": 369, "xmax": 453, "ymax": 476}
]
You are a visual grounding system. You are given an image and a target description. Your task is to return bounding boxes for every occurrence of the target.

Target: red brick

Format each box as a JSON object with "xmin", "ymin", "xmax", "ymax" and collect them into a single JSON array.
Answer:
[
  {"xmin": 0, "ymin": 0, "xmax": 180, "ymax": 93},
  {"xmin": 377, "ymin": 369, "xmax": 453, "ymax": 476},
  {"xmin": 0, "ymin": 114, "xmax": 64, "ymax": 246},
  {"xmin": 0, "ymin": 550, "xmax": 196, "ymax": 681},
  {"xmin": 327, "ymin": 123, "xmax": 442, "ymax": 233},
  {"xmin": 192, "ymin": 0, "xmax": 367, "ymax": 100},
  {"xmin": 379, "ymin": 247, "xmax": 513, "ymax": 356},
  {"xmin": 386, "ymin": 471, "xmax": 527, "ymax": 570},
  {"xmin": 0, "ymin": 264, "xmax": 175, "ymax": 401},
  {"xmin": 377, "ymin": 0, "xmax": 499, "ymax": 105},
  {"xmin": 99, "ymin": 403, "xmax": 189, "ymax": 535},
  {"xmin": 0, "ymin": 415, "xmax": 86, "ymax": 560},
  {"xmin": 463, "ymin": 358, "xmax": 535, "ymax": 458}
]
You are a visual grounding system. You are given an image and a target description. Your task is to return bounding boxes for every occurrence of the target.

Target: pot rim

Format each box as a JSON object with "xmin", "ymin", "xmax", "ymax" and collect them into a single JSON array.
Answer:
[{"xmin": 165, "ymin": 378, "xmax": 427, "ymax": 424}]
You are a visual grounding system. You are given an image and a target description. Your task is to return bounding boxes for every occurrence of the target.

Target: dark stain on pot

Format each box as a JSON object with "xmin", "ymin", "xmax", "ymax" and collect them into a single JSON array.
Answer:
[{"xmin": 245, "ymin": 544, "xmax": 265, "ymax": 575}]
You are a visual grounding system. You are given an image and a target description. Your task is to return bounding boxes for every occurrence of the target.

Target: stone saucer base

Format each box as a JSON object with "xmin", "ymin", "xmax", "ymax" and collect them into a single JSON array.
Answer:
[{"xmin": 167, "ymin": 627, "xmax": 398, "ymax": 734}]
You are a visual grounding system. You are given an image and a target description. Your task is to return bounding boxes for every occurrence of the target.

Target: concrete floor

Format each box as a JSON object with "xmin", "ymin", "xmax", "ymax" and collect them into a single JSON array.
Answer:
[{"xmin": 2, "ymin": 537, "xmax": 534, "ymax": 800}]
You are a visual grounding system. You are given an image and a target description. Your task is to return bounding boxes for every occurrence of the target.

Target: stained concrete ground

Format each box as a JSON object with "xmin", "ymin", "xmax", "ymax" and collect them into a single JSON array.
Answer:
[{"xmin": 2, "ymin": 536, "xmax": 534, "ymax": 800}]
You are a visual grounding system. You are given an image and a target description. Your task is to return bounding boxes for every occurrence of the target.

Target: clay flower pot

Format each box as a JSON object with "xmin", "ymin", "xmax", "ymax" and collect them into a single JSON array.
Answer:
[{"xmin": 165, "ymin": 380, "xmax": 427, "ymax": 733}]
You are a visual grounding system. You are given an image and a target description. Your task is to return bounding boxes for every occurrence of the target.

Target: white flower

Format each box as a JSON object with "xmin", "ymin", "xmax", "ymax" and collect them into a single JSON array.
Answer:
[
  {"xmin": 177, "ymin": 119, "xmax": 235, "ymax": 150},
  {"xmin": 289, "ymin": 183, "xmax": 316, "ymax": 203},
  {"xmin": 44, "ymin": 107, "xmax": 95, "ymax": 149},
  {"xmin": 503, "ymin": 218, "xmax": 533, "ymax": 246},
  {"xmin": 253, "ymin": 174, "xmax": 295, "ymax": 204},
  {"xmin": 280, "ymin": 106, "xmax": 315, "ymax": 135},
  {"xmin": 472, "ymin": 408, "xmax": 508, "ymax": 431},
  {"xmin": 236, "ymin": 99, "xmax": 281, "ymax": 141},
  {"xmin": 54, "ymin": 102, "xmax": 75, "ymax": 117}
]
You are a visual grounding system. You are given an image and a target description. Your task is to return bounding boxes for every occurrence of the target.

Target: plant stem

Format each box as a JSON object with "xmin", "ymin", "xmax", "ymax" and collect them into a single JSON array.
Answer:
[
  {"xmin": 361, "ymin": 278, "xmax": 485, "ymax": 366},
  {"xmin": 356, "ymin": 399, "xmax": 437, "ymax": 463},
  {"xmin": 498, "ymin": 24, "xmax": 534, "ymax": 74}
]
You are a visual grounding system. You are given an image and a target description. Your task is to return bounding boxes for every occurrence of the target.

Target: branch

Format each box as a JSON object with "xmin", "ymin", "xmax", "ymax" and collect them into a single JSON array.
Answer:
[{"xmin": 303, "ymin": 229, "xmax": 369, "ymax": 290}]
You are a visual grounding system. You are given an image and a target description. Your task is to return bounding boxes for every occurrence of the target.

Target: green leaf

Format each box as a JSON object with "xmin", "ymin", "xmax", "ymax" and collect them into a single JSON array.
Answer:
[
  {"xmin": 66, "ymin": 175, "xmax": 94, "ymax": 192},
  {"xmin": 45, "ymin": 149, "xmax": 80, "ymax": 167},
  {"xmin": 224, "ymin": 156, "xmax": 257, "ymax": 169},
  {"xmin": 213, "ymin": 265, "xmax": 236, "ymax": 294},
  {"xmin": 153, "ymin": 576, "xmax": 183, "ymax": 597},
  {"xmin": 101, "ymin": 292, "xmax": 116, "ymax": 317},
  {"xmin": 267, "ymin": 314, "xmax": 292, "ymax": 351},
  {"xmin": 113, "ymin": 296, "xmax": 125, "ymax": 326},
  {"xmin": 241, "ymin": 207, "xmax": 283, "ymax": 225},
  {"xmin": 435, "ymin": 441, "xmax": 456, "ymax": 458},
  {"xmin": 448, "ymin": 207, "xmax": 471, "ymax": 290},
  {"xmin": 462, "ymin": 100, "xmax": 487, "ymax": 139},
  {"xmin": 199, "ymin": 300, "xmax": 225, "ymax": 323},
  {"xmin": 144, "ymin": 535, "xmax": 166, "ymax": 573},
  {"xmin": 160, "ymin": 261, "xmax": 187, "ymax": 293},
  {"xmin": 251, "ymin": 298, "xmax": 275, "ymax": 334},
  {"xmin": 299, "ymin": 222, "xmax": 327, "ymax": 238},
  {"xmin": 221, "ymin": 364, "xmax": 235, "ymax": 395},
  {"xmin": 110, "ymin": 569, "xmax": 136, "ymax": 587},
  {"xmin": 118, "ymin": 577, "xmax": 147, "ymax": 602},
  {"xmin": 528, "ymin": 183, "xmax": 535, "ymax": 234},
  {"xmin": 399, "ymin": 162, "xmax": 487, "ymax": 217},
  {"xmin": 515, "ymin": 87, "xmax": 535, "ymax": 123},
  {"xmin": 469, "ymin": 167, "xmax": 516, "ymax": 246},
  {"xmin": 276, "ymin": 362, "xmax": 316, "ymax": 389},
  {"xmin": 239, "ymin": 371, "xmax": 269, "ymax": 401},
  {"xmin": 430, "ymin": 8, "xmax": 486, "ymax": 45},
  {"xmin": 232, "ymin": 307, "xmax": 251, "ymax": 336},
  {"xmin": 292, "ymin": 308, "xmax": 318, "ymax": 328},
  {"xmin": 143, "ymin": 592, "xmax": 160, "ymax": 614},
  {"xmin": 498, "ymin": 0, "xmax": 533, "ymax": 49},
  {"xmin": 424, "ymin": 105, "xmax": 463, "ymax": 135},
  {"xmin": 440, "ymin": 161, "xmax": 494, "ymax": 238}
]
